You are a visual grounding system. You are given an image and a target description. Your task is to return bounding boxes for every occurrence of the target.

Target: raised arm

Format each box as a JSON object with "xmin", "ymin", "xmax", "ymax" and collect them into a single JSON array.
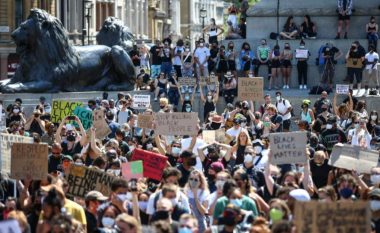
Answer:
[
  {"xmin": 154, "ymin": 134, "xmax": 167, "ymax": 155},
  {"xmin": 75, "ymin": 116, "xmax": 88, "ymax": 146},
  {"xmin": 55, "ymin": 116, "xmax": 68, "ymax": 142},
  {"xmin": 199, "ymin": 82, "xmax": 206, "ymax": 103},
  {"xmin": 264, "ymin": 150, "xmax": 275, "ymax": 196},
  {"xmin": 332, "ymin": 93, "xmax": 339, "ymax": 115}
]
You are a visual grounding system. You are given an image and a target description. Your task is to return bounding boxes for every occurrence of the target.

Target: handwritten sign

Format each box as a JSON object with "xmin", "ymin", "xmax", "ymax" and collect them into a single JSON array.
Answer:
[
  {"xmin": 238, "ymin": 77, "xmax": 263, "ymax": 101},
  {"xmin": 133, "ymin": 95, "xmax": 151, "ymax": 109},
  {"xmin": 295, "ymin": 49, "xmax": 309, "ymax": 59},
  {"xmin": 121, "ymin": 161, "xmax": 143, "ymax": 180},
  {"xmin": 0, "ymin": 220, "xmax": 22, "ymax": 233},
  {"xmin": 294, "ymin": 201, "xmax": 370, "ymax": 233},
  {"xmin": 51, "ymin": 100, "xmax": 83, "ymax": 123},
  {"xmin": 11, "ymin": 143, "xmax": 48, "ymax": 180},
  {"xmin": 0, "ymin": 134, "xmax": 33, "ymax": 175},
  {"xmin": 66, "ymin": 164, "xmax": 117, "ymax": 198},
  {"xmin": 203, "ymin": 130, "xmax": 215, "ymax": 144},
  {"xmin": 92, "ymin": 109, "xmax": 111, "ymax": 139},
  {"xmin": 336, "ymin": 84, "xmax": 349, "ymax": 94},
  {"xmin": 269, "ymin": 131, "xmax": 307, "ymax": 165},
  {"xmin": 154, "ymin": 112, "xmax": 198, "ymax": 136},
  {"xmin": 215, "ymin": 129, "xmax": 228, "ymax": 144},
  {"xmin": 131, "ymin": 148, "xmax": 168, "ymax": 181},
  {"xmin": 328, "ymin": 144, "xmax": 378, "ymax": 174},
  {"xmin": 73, "ymin": 106, "xmax": 93, "ymax": 130},
  {"xmin": 138, "ymin": 114, "xmax": 153, "ymax": 129},
  {"xmin": 178, "ymin": 77, "xmax": 197, "ymax": 86},
  {"xmin": 200, "ymin": 76, "xmax": 217, "ymax": 85}
]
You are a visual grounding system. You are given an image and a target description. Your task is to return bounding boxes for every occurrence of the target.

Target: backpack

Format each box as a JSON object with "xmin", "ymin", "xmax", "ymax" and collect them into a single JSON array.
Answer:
[
  {"xmin": 316, "ymin": 45, "xmax": 326, "ymax": 65},
  {"xmin": 276, "ymin": 99, "xmax": 294, "ymax": 117}
]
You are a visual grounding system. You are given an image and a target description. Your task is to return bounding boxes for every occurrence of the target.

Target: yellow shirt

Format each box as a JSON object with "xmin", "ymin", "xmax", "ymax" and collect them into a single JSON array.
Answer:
[{"xmin": 64, "ymin": 199, "xmax": 87, "ymax": 225}]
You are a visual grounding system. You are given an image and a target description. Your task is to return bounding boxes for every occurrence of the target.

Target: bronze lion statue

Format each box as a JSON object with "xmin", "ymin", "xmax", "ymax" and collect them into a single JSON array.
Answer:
[{"xmin": 0, "ymin": 9, "xmax": 136, "ymax": 93}]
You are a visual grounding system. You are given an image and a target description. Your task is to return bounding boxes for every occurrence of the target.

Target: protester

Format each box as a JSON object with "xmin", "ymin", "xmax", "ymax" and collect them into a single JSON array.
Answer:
[{"xmin": 336, "ymin": 0, "xmax": 353, "ymax": 39}]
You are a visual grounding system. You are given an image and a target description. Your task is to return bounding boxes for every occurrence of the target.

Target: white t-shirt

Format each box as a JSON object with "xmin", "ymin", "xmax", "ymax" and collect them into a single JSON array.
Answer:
[
  {"xmin": 181, "ymin": 137, "xmax": 207, "ymax": 171},
  {"xmin": 253, "ymin": 149, "xmax": 269, "ymax": 171},
  {"xmin": 276, "ymin": 99, "xmax": 292, "ymax": 120},
  {"xmin": 173, "ymin": 46, "xmax": 184, "ymax": 66},
  {"xmin": 187, "ymin": 189, "xmax": 209, "ymax": 204},
  {"xmin": 226, "ymin": 126, "xmax": 241, "ymax": 139},
  {"xmin": 194, "ymin": 47, "xmax": 211, "ymax": 67},
  {"xmin": 146, "ymin": 190, "xmax": 190, "ymax": 215},
  {"xmin": 365, "ymin": 52, "xmax": 379, "ymax": 70}
]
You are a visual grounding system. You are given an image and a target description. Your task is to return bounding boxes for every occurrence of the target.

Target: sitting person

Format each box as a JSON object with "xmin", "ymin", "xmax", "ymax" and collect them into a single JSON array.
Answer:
[
  {"xmin": 300, "ymin": 15, "xmax": 317, "ymax": 39},
  {"xmin": 280, "ymin": 16, "xmax": 299, "ymax": 40},
  {"xmin": 366, "ymin": 16, "xmax": 379, "ymax": 50},
  {"xmin": 225, "ymin": 20, "xmax": 243, "ymax": 40},
  {"xmin": 136, "ymin": 69, "xmax": 150, "ymax": 90}
]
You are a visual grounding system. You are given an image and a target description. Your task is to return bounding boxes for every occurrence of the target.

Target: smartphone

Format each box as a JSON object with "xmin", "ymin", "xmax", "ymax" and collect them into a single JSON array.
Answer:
[
  {"xmin": 67, "ymin": 116, "xmax": 76, "ymax": 121},
  {"xmin": 129, "ymin": 179, "xmax": 138, "ymax": 192}
]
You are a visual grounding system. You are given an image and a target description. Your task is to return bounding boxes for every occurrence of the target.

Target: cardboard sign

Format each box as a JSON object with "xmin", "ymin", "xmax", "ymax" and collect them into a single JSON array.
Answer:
[
  {"xmin": 0, "ymin": 133, "xmax": 33, "ymax": 175},
  {"xmin": 133, "ymin": 95, "xmax": 150, "ymax": 109},
  {"xmin": 131, "ymin": 148, "xmax": 168, "ymax": 181},
  {"xmin": 73, "ymin": 106, "xmax": 93, "ymax": 130},
  {"xmin": 0, "ymin": 220, "xmax": 22, "ymax": 233},
  {"xmin": 51, "ymin": 100, "xmax": 83, "ymax": 123},
  {"xmin": 215, "ymin": 129, "xmax": 228, "ymax": 143},
  {"xmin": 238, "ymin": 77, "xmax": 264, "ymax": 101},
  {"xmin": 178, "ymin": 77, "xmax": 197, "ymax": 86},
  {"xmin": 92, "ymin": 109, "xmax": 111, "ymax": 139},
  {"xmin": 200, "ymin": 76, "xmax": 217, "ymax": 85},
  {"xmin": 203, "ymin": 130, "xmax": 215, "ymax": 144},
  {"xmin": 269, "ymin": 131, "xmax": 307, "ymax": 165},
  {"xmin": 295, "ymin": 49, "xmax": 309, "ymax": 59},
  {"xmin": 66, "ymin": 164, "xmax": 117, "ymax": 198},
  {"xmin": 10, "ymin": 143, "xmax": 48, "ymax": 180},
  {"xmin": 294, "ymin": 201, "xmax": 370, "ymax": 233},
  {"xmin": 328, "ymin": 144, "xmax": 378, "ymax": 174},
  {"xmin": 336, "ymin": 84, "xmax": 349, "ymax": 94},
  {"xmin": 121, "ymin": 161, "xmax": 143, "ymax": 180},
  {"xmin": 137, "ymin": 114, "xmax": 153, "ymax": 129},
  {"xmin": 154, "ymin": 112, "xmax": 198, "ymax": 136}
]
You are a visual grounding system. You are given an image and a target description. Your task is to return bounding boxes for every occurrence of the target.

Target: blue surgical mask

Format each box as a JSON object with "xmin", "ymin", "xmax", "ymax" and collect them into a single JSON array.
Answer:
[
  {"xmin": 230, "ymin": 198, "xmax": 243, "ymax": 207},
  {"xmin": 117, "ymin": 194, "xmax": 128, "ymax": 202},
  {"xmin": 138, "ymin": 201, "xmax": 148, "ymax": 212},
  {"xmin": 179, "ymin": 227, "xmax": 193, "ymax": 233},
  {"xmin": 101, "ymin": 217, "xmax": 115, "ymax": 228},
  {"xmin": 172, "ymin": 147, "xmax": 181, "ymax": 155}
]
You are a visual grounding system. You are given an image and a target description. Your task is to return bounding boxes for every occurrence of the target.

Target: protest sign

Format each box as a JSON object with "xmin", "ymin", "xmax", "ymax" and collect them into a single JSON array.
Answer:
[
  {"xmin": 336, "ymin": 84, "xmax": 349, "ymax": 94},
  {"xmin": 203, "ymin": 130, "xmax": 215, "ymax": 144},
  {"xmin": 121, "ymin": 161, "xmax": 143, "ymax": 180},
  {"xmin": 269, "ymin": 131, "xmax": 307, "ymax": 165},
  {"xmin": 137, "ymin": 114, "xmax": 153, "ymax": 129},
  {"xmin": 73, "ymin": 106, "xmax": 93, "ymax": 130},
  {"xmin": 66, "ymin": 164, "xmax": 117, "ymax": 198},
  {"xmin": 178, "ymin": 77, "xmax": 197, "ymax": 86},
  {"xmin": 0, "ymin": 133, "xmax": 33, "ymax": 175},
  {"xmin": 215, "ymin": 129, "xmax": 228, "ymax": 144},
  {"xmin": 117, "ymin": 111, "xmax": 129, "ymax": 125},
  {"xmin": 131, "ymin": 148, "xmax": 168, "ymax": 181},
  {"xmin": 294, "ymin": 201, "xmax": 370, "ymax": 233},
  {"xmin": 92, "ymin": 109, "xmax": 111, "ymax": 139},
  {"xmin": 328, "ymin": 144, "xmax": 378, "ymax": 173},
  {"xmin": 295, "ymin": 49, "xmax": 309, "ymax": 59},
  {"xmin": 200, "ymin": 76, "xmax": 217, "ymax": 85},
  {"xmin": 132, "ymin": 95, "xmax": 150, "ymax": 109},
  {"xmin": 238, "ymin": 77, "xmax": 263, "ymax": 101},
  {"xmin": 11, "ymin": 143, "xmax": 48, "ymax": 180},
  {"xmin": 51, "ymin": 100, "xmax": 83, "ymax": 123},
  {"xmin": 154, "ymin": 112, "xmax": 198, "ymax": 136},
  {"xmin": 0, "ymin": 219, "xmax": 22, "ymax": 233}
]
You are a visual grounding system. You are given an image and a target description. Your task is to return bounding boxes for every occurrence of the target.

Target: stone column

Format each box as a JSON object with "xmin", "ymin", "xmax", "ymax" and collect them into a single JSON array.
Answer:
[{"xmin": 0, "ymin": 53, "xmax": 9, "ymax": 80}]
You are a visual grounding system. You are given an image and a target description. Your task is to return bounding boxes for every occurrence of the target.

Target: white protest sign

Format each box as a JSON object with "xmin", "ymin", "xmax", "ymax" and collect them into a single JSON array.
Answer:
[
  {"xmin": 154, "ymin": 112, "xmax": 198, "ymax": 136},
  {"xmin": 295, "ymin": 49, "xmax": 309, "ymax": 59},
  {"xmin": 133, "ymin": 95, "xmax": 150, "ymax": 109},
  {"xmin": 203, "ymin": 130, "xmax": 216, "ymax": 144},
  {"xmin": 0, "ymin": 133, "xmax": 33, "ymax": 175},
  {"xmin": 269, "ymin": 131, "xmax": 307, "ymax": 165},
  {"xmin": 117, "ymin": 111, "xmax": 129, "ymax": 125},
  {"xmin": 336, "ymin": 84, "xmax": 349, "ymax": 94}
]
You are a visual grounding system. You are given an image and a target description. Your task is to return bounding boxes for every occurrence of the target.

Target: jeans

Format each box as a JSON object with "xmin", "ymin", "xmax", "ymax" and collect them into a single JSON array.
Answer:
[
  {"xmin": 161, "ymin": 62, "xmax": 173, "ymax": 75},
  {"xmin": 151, "ymin": 65, "xmax": 161, "ymax": 80},
  {"xmin": 168, "ymin": 88, "xmax": 180, "ymax": 106}
]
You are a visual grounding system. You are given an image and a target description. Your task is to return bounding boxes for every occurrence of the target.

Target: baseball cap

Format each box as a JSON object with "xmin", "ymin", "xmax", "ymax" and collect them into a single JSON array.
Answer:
[
  {"xmin": 289, "ymin": 189, "xmax": 311, "ymax": 202},
  {"xmin": 85, "ymin": 191, "xmax": 108, "ymax": 201},
  {"xmin": 210, "ymin": 162, "xmax": 224, "ymax": 173}
]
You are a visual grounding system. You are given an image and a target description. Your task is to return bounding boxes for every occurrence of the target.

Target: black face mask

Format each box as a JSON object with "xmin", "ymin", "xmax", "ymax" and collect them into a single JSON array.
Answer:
[
  {"xmin": 211, "ymin": 122, "xmax": 221, "ymax": 130},
  {"xmin": 67, "ymin": 135, "xmax": 76, "ymax": 142},
  {"xmin": 160, "ymin": 105, "xmax": 165, "ymax": 109},
  {"xmin": 151, "ymin": 210, "xmax": 170, "ymax": 222},
  {"xmin": 321, "ymin": 108, "xmax": 328, "ymax": 112},
  {"xmin": 223, "ymin": 217, "xmax": 237, "ymax": 227},
  {"xmin": 187, "ymin": 157, "xmax": 197, "ymax": 166}
]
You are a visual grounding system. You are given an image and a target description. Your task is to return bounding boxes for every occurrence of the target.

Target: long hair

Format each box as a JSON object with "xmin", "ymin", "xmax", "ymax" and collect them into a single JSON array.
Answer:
[
  {"xmin": 284, "ymin": 16, "xmax": 294, "ymax": 31},
  {"xmin": 185, "ymin": 170, "xmax": 210, "ymax": 195}
]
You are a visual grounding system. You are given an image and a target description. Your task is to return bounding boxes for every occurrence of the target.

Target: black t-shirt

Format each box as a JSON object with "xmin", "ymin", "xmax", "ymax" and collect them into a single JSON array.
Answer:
[
  {"xmin": 301, "ymin": 22, "xmax": 315, "ymax": 33},
  {"xmin": 310, "ymin": 159, "xmax": 331, "ymax": 189},
  {"xmin": 48, "ymin": 154, "xmax": 62, "ymax": 173},
  {"xmin": 239, "ymin": 23, "xmax": 247, "ymax": 38},
  {"xmin": 320, "ymin": 128, "xmax": 347, "ymax": 153},
  {"xmin": 29, "ymin": 120, "xmax": 44, "ymax": 136},
  {"xmin": 129, "ymin": 50, "xmax": 140, "ymax": 66},
  {"xmin": 161, "ymin": 47, "xmax": 172, "ymax": 63},
  {"xmin": 343, "ymin": 96, "xmax": 358, "ymax": 109},
  {"xmin": 322, "ymin": 47, "xmax": 339, "ymax": 63},
  {"xmin": 85, "ymin": 209, "xmax": 97, "ymax": 233},
  {"xmin": 150, "ymin": 45, "xmax": 162, "ymax": 65},
  {"xmin": 244, "ymin": 166, "xmax": 265, "ymax": 189},
  {"xmin": 61, "ymin": 141, "xmax": 83, "ymax": 157},
  {"xmin": 270, "ymin": 114, "xmax": 283, "ymax": 132},
  {"xmin": 313, "ymin": 98, "xmax": 332, "ymax": 116},
  {"xmin": 177, "ymin": 164, "xmax": 192, "ymax": 188}
]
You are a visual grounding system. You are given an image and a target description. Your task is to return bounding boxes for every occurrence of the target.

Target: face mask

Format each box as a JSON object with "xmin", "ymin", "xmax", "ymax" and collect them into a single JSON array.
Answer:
[
  {"xmin": 229, "ymin": 46, "xmax": 234, "ymax": 49},
  {"xmin": 138, "ymin": 201, "xmax": 148, "ymax": 212},
  {"xmin": 230, "ymin": 198, "xmax": 243, "ymax": 208},
  {"xmin": 117, "ymin": 194, "xmax": 129, "ymax": 202},
  {"xmin": 261, "ymin": 42, "xmax": 266, "ymax": 45},
  {"xmin": 185, "ymin": 107, "xmax": 192, "ymax": 112},
  {"xmin": 185, "ymin": 48, "xmax": 190, "ymax": 52},
  {"xmin": 321, "ymin": 107, "xmax": 328, "ymax": 112},
  {"xmin": 276, "ymin": 96, "xmax": 281, "ymax": 101},
  {"xmin": 179, "ymin": 227, "xmax": 193, "ymax": 233},
  {"xmin": 160, "ymin": 105, "xmax": 165, "ymax": 109},
  {"xmin": 254, "ymin": 146, "xmax": 262, "ymax": 154},
  {"xmin": 13, "ymin": 109, "xmax": 20, "ymax": 114},
  {"xmin": 371, "ymin": 115, "xmax": 378, "ymax": 121},
  {"xmin": 211, "ymin": 122, "xmax": 221, "ymax": 130},
  {"xmin": 107, "ymin": 169, "xmax": 120, "ymax": 176},
  {"xmin": 263, "ymin": 122, "xmax": 270, "ymax": 128},
  {"xmin": 297, "ymin": 166, "xmax": 304, "ymax": 173},
  {"xmin": 339, "ymin": 187, "xmax": 353, "ymax": 199},
  {"xmin": 67, "ymin": 135, "xmax": 76, "ymax": 142},
  {"xmin": 285, "ymin": 46, "xmax": 290, "ymax": 49},
  {"xmin": 128, "ymin": 145, "xmax": 135, "ymax": 152},
  {"xmin": 189, "ymin": 180, "xmax": 200, "ymax": 189},
  {"xmin": 371, "ymin": 201, "xmax": 380, "ymax": 211},
  {"xmin": 371, "ymin": 175, "xmax": 380, "ymax": 184},
  {"xmin": 269, "ymin": 208, "xmax": 284, "ymax": 223},
  {"xmin": 185, "ymin": 95, "xmax": 190, "ymax": 101},
  {"xmin": 101, "ymin": 217, "xmax": 115, "ymax": 228},
  {"xmin": 326, "ymin": 124, "xmax": 333, "ymax": 130},
  {"xmin": 172, "ymin": 147, "xmax": 181, "ymax": 155},
  {"xmin": 199, "ymin": 43, "xmax": 204, "ymax": 47},
  {"xmin": 152, "ymin": 210, "xmax": 170, "ymax": 221},
  {"xmin": 300, "ymin": 45, "xmax": 305, "ymax": 49},
  {"xmin": 371, "ymin": 20, "xmax": 376, "ymax": 23},
  {"xmin": 354, "ymin": 123, "xmax": 359, "ymax": 129},
  {"xmin": 207, "ymin": 95, "xmax": 212, "ymax": 101},
  {"xmin": 170, "ymin": 198, "xmax": 178, "ymax": 207},
  {"xmin": 244, "ymin": 154, "xmax": 254, "ymax": 164},
  {"xmin": 248, "ymin": 73, "xmax": 253, "ymax": 77},
  {"xmin": 215, "ymin": 180, "xmax": 225, "ymax": 190},
  {"xmin": 241, "ymin": 122, "xmax": 247, "ymax": 127}
]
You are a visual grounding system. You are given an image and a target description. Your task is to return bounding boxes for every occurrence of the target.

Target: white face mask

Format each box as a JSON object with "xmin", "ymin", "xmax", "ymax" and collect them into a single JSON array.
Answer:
[
  {"xmin": 371, "ymin": 115, "xmax": 378, "ymax": 121},
  {"xmin": 244, "ymin": 154, "xmax": 254, "ymax": 164},
  {"xmin": 101, "ymin": 217, "xmax": 115, "ymax": 228},
  {"xmin": 254, "ymin": 146, "xmax": 262, "ymax": 154},
  {"xmin": 371, "ymin": 175, "xmax": 380, "ymax": 184},
  {"xmin": 215, "ymin": 180, "xmax": 225, "ymax": 190},
  {"xmin": 326, "ymin": 124, "xmax": 333, "ymax": 129},
  {"xmin": 276, "ymin": 96, "xmax": 281, "ymax": 101},
  {"xmin": 107, "ymin": 169, "xmax": 120, "ymax": 176},
  {"xmin": 129, "ymin": 145, "xmax": 135, "ymax": 152},
  {"xmin": 354, "ymin": 123, "xmax": 360, "ymax": 129},
  {"xmin": 186, "ymin": 107, "xmax": 192, "ymax": 112},
  {"xmin": 13, "ymin": 109, "xmax": 20, "ymax": 114},
  {"xmin": 300, "ymin": 45, "xmax": 305, "ymax": 49},
  {"xmin": 207, "ymin": 95, "xmax": 213, "ymax": 101},
  {"xmin": 185, "ymin": 48, "xmax": 190, "ymax": 52},
  {"xmin": 199, "ymin": 43, "xmax": 204, "ymax": 47},
  {"xmin": 172, "ymin": 147, "xmax": 181, "ymax": 155},
  {"xmin": 297, "ymin": 166, "xmax": 304, "ymax": 173},
  {"xmin": 370, "ymin": 200, "xmax": 380, "ymax": 211}
]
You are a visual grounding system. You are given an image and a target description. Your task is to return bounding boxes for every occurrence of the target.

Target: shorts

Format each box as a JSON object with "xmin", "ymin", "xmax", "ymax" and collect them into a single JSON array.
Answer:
[
  {"xmin": 338, "ymin": 14, "xmax": 350, "ymax": 21},
  {"xmin": 282, "ymin": 60, "xmax": 292, "ymax": 68},
  {"xmin": 271, "ymin": 60, "xmax": 281, "ymax": 68},
  {"xmin": 282, "ymin": 119, "xmax": 291, "ymax": 131},
  {"xmin": 228, "ymin": 60, "xmax": 236, "ymax": 71}
]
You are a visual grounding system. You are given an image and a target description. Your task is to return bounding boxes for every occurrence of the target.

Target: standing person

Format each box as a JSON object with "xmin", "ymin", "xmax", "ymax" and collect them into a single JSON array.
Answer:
[
  {"xmin": 363, "ymin": 45, "xmax": 379, "ymax": 95},
  {"xmin": 216, "ymin": 45, "xmax": 229, "ymax": 79},
  {"xmin": 269, "ymin": 45, "xmax": 282, "ymax": 90},
  {"xmin": 238, "ymin": 17, "xmax": 247, "ymax": 39},
  {"xmin": 281, "ymin": 42, "xmax": 293, "ymax": 89},
  {"xmin": 227, "ymin": 3, "xmax": 238, "ymax": 30},
  {"xmin": 160, "ymin": 38, "xmax": 173, "ymax": 76},
  {"xmin": 149, "ymin": 39, "xmax": 162, "ymax": 80},
  {"xmin": 202, "ymin": 18, "xmax": 224, "ymax": 45},
  {"xmin": 179, "ymin": 88, "xmax": 197, "ymax": 113},
  {"xmin": 223, "ymin": 71, "xmax": 237, "ymax": 104},
  {"xmin": 167, "ymin": 72, "xmax": 180, "ymax": 106},
  {"xmin": 240, "ymin": 0, "xmax": 249, "ymax": 19},
  {"xmin": 240, "ymin": 42, "xmax": 255, "ymax": 77},
  {"xmin": 172, "ymin": 39, "xmax": 184, "ymax": 78},
  {"xmin": 346, "ymin": 42, "xmax": 364, "ymax": 92},
  {"xmin": 226, "ymin": 41, "xmax": 237, "ymax": 77},
  {"xmin": 254, "ymin": 39, "xmax": 271, "ymax": 80},
  {"xmin": 296, "ymin": 40, "xmax": 310, "ymax": 90},
  {"xmin": 275, "ymin": 92, "xmax": 293, "ymax": 132},
  {"xmin": 200, "ymin": 81, "xmax": 219, "ymax": 121},
  {"xmin": 129, "ymin": 44, "xmax": 141, "ymax": 77},
  {"xmin": 321, "ymin": 42, "xmax": 342, "ymax": 89},
  {"xmin": 366, "ymin": 16, "xmax": 379, "ymax": 50},
  {"xmin": 335, "ymin": 0, "xmax": 353, "ymax": 39},
  {"xmin": 194, "ymin": 38, "xmax": 211, "ymax": 80}
]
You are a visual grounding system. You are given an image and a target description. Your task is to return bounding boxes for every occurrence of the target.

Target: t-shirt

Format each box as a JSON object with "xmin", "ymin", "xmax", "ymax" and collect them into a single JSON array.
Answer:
[
  {"xmin": 161, "ymin": 47, "xmax": 172, "ymax": 63},
  {"xmin": 365, "ymin": 52, "xmax": 379, "ymax": 70},
  {"xmin": 146, "ymin": 190, "xmax": 190, "ymax": 215},
  {"xmin": 270, "ymin": 114, "xmax": 283, "ymax": 132},
  {"xmin": 226, "ymin": 127, "xmax": 241, "ymax": 139},
  {"xmin": 194, "ymin": 47, "xmax": 211, "ymax": 67},
  {"xmin": 150, "ymin": 45, "xmax": 162, "ymax": 65},
  {"xmin": 313, "ymin": 98, "xmax": 332, "ymax": 116},
  {"xmin": 276, "ymin": 99, "xmax": 292, "ymax": 121},
  {"xmin": 309, "ymin": 159, "xmax": 331, "ymax": 189},
  {"xmin": 213, "ymin": 195, "xmax": 258, "ymax": 220},
  {"xmin": 173, "ymin": 47, "xmax": 184, "ymax": 65},
  {"xmin": 64, "ymin": 199, "xmax": 87, "ymax": 225},
  {"xmin": 320, "ymin": 128, "xmax": 347, "ymax": 153},
  {"xmin": 48, "ymin": 154, "xmax": 62, "ymax": 173},
  {"xmin": 322, "ymin": 46, "xmax": 340, "ymax": 63},
  {"xmin": 257, "ymin": 46, "xmax": 270, "ymax": 61},
  {"xmin": 129, "ymin": 50, "xmax": 140, "ymax": 66},
  {"xmin": 177, "ymin": 164, "xmax": 192, "ymax": 188}
]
